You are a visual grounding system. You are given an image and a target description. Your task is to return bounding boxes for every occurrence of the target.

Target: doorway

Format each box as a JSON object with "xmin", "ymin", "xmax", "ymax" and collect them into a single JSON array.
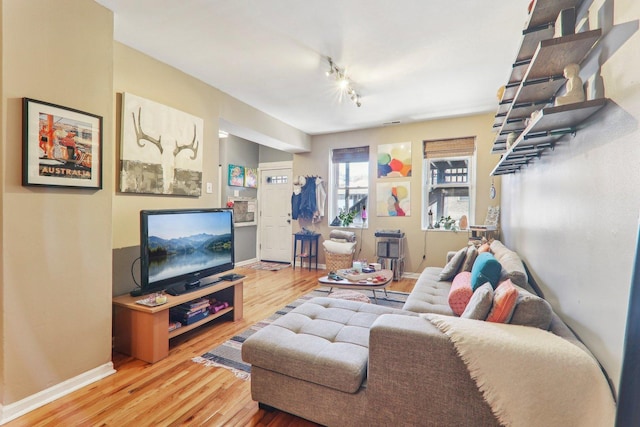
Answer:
[{"xmin": 258, "ymin": 162, "xmax": 293, "ymax": 263}]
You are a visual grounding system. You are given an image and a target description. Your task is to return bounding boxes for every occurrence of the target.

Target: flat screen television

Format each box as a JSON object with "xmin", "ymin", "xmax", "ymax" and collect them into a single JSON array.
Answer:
[{"xmin": 139, "ymin": 208, "xmax": 234, "ymax": 295}]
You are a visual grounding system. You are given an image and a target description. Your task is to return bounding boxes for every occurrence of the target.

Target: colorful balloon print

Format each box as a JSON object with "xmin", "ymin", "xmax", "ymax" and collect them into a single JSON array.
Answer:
[{"xmin": 377, "ymin": 142, "xmax": 412, "ymax": 178}]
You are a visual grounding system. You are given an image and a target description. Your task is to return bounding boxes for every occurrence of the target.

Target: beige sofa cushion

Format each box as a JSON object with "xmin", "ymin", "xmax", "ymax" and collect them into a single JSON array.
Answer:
[
  {"xmin": 490, "ymin": 240, "xmax": 528, "ymax": 287},
  {"xmin": 242, "ymin": 297, "xmax": 413, "ymax": 394},
  {"xmin": 403, "ymin": 267, "xmax": 454, "ymax": 315}
]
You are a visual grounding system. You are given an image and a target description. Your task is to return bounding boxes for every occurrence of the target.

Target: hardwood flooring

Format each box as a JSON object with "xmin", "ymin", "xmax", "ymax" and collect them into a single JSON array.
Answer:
[{"xmin": 6, "ymin": 266, "xmax": 416, "ymax": 427}]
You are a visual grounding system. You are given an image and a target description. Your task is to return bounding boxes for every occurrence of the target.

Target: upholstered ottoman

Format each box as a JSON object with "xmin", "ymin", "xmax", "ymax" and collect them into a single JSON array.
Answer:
[{"xmin": 242, "ymin": 297, "xmax": 414, "ymax": 397}]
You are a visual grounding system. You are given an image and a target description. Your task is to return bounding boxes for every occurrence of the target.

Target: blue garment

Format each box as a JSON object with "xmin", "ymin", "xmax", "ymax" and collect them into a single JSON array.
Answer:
[
  {"xmin": 291, "ymin": 192, "xmax": 301, "ymax": 220},
  {"xmin": 297, "ymin": 179, "xmax": 317, "ymax": 220}
]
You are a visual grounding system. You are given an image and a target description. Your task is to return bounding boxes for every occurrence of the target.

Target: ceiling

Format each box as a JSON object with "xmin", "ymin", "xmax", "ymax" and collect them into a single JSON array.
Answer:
[{"xmin": 95, "ymin": 0, "xmax": 530, "ymax": 136}]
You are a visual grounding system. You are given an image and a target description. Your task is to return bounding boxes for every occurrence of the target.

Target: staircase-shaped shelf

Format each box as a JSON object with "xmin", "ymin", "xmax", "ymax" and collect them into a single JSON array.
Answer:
[{"xmin": 491, "ymin": 98, "xmax": 607, "ymax": 175}]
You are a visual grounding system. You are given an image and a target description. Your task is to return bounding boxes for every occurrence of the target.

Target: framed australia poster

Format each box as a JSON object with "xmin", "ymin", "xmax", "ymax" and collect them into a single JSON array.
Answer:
[{"xmin": 22, "ymin": 98, "xmax": 102, "ymax": 189}]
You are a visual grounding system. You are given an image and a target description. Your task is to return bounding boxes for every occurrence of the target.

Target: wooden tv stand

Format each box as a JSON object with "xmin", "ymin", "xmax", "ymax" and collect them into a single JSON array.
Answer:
[{"xmin": 112, "ymin": 278, "xmax": 243, "ymax": 363}]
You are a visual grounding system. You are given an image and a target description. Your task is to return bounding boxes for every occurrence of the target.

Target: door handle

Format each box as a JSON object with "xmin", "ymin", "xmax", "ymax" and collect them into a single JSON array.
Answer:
[{"xmin": 287, "ymin": 219, "xmax": 291, "ymax": 224}]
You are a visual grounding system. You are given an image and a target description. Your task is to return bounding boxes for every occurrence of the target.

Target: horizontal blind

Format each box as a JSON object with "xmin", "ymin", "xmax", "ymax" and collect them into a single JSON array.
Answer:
[
  {"xmin": 332, "ymin": 146, "xmax": 369, "ymax": 163},
  {"xmin": 423, "ymin": 137, "xmax": 475, "ymax": 159}
]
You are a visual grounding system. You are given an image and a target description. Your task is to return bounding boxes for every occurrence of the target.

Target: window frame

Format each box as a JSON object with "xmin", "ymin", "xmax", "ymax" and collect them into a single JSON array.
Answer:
[
  {"xmin": 422, "ymin": 154, "xmax": 476, "ymax": 231},
  {"xmin": 328, "ymin": 146, "xmax": 369, "ymax": 229}
]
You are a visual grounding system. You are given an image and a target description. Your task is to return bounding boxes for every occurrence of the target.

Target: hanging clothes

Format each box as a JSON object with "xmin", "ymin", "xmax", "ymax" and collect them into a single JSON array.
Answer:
[
  {"xmin": 298, "ymin": 177, "xmax": 317, "ymax": 220},
  {"xmin": 313, "ymin": 177, "xmax": 327, "ymax": 223},
  {"xmin": 291, "ymin": 176, "xmax": 305, "ymax": 220},
  {"xmin": 291, "ymin": 191, "xmax": 301, "ymax": 220}
]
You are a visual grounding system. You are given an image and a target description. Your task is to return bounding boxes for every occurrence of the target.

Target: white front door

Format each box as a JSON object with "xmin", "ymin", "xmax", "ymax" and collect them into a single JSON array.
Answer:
[{"xmin": 258, "ymin": 164, "xmax": 293, "ymax": 263}]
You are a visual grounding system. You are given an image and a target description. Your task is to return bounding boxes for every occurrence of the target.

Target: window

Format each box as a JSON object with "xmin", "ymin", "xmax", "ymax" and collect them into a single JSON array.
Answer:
[
  {"xmin": 422, "ymin": 137, "xmax": 475, "ymax": 230},
  {"xmin": 329, "ymin": 146, "xmax": 369, "ymax": 228}
]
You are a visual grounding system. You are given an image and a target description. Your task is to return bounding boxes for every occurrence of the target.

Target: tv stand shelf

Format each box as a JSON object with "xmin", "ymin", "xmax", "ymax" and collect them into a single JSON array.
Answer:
[{"xmin": 112, "ymin": 278, "xmax": 243, "ymax": 363}]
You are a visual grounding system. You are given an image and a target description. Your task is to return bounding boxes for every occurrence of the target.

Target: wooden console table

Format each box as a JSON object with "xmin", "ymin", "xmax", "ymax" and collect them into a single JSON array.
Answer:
[{"xmin": 112, "ymin": 278, "xmax": 243, "ymax": 363}]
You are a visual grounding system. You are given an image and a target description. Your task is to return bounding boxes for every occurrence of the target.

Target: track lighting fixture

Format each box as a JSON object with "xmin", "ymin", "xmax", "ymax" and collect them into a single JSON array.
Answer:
[{"xmin": 326, "ymin": 57, "xmax": 362, "ymax": 107}]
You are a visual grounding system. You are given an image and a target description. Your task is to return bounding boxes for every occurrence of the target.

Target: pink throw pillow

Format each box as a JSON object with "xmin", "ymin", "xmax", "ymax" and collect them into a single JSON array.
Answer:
[
  {"xmin": 486, "ymin": 279, "xmax": 518, "ymax": 323},
  {"xmin": 448, "ymin": 272, "xmax": 473, "ymax": 316}
]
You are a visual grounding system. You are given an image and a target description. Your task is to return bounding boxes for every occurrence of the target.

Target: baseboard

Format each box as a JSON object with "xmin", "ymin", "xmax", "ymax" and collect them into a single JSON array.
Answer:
[
  {"xmin": 0, "ymin": 362, "xmax": 115, "ymax": 425},
  {"xmin": 235, "ymin": 258, "xmax": 258, "ymax": 267}
]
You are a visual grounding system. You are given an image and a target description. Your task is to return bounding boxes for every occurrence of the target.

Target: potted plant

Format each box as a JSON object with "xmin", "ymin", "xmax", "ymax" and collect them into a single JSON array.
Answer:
[
  {"xmin": 439, "ymin": 215, "xmax": 456, "ymax": 230},
  {"xmin": 338, "ymin": 209, "xmax": 357, "ymax": 227}
]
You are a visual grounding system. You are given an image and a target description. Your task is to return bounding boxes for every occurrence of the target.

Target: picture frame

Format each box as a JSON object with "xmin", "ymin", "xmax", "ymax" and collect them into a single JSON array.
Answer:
[
  {"xmin": 376, "ymin": 180, "xmax": 411, "ymax": 217},
  {"xmin": 22, "ymin": 98, "xmax": 102, "ymax": 189},
  {"xmin": 228, "ymin": 164, "xmax": 244, "ymax": 187},
  {"xmin": 119, "ymin": 92, "xmax": 204, "ymax": 196},
  {"xmin": 377, "ymin": 142, "xmax": 412, "ymax": 178},
  {"xmin": 244, "ymin": 167, "xmax": 258, "ymax": 188}
]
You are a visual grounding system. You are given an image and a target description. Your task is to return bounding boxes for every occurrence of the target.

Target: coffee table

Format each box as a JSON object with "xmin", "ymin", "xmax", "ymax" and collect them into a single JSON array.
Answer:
[{"xmin": 318, "ymin": 269, "xmax": 393, "ymax": 304}]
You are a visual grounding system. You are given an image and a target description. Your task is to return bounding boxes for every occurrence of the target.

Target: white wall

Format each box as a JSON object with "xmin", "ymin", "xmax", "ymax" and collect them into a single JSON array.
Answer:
[{"xmin": 500, "ymin": 0, "xmax": 640, "ymax": 392}]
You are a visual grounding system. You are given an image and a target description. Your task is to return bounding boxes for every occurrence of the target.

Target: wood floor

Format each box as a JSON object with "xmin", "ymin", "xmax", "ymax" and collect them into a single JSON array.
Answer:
[{"xmin": 7, "ymin": 265, "xmax": 416, "ymax": 427}]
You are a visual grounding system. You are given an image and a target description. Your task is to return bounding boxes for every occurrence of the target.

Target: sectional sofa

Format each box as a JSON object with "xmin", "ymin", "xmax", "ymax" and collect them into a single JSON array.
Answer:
[{"xmin": 242, "ymin": 240, "xmax": 616, "ymax": 426}]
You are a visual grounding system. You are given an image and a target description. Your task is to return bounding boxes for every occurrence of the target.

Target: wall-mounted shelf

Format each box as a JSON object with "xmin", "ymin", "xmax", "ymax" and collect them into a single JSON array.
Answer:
[
  {"xmin": 490, "ymin": 0, "xmax": 607, "ymax": 175},
  {"xmin": 493, "ymin": 28, "xmax": 602, "ymax": 146},
  {"xmin": 491, "ymin": 98, "xmax": 607, "ymax": 175},
  {"xmin": 495, "ymin": 0, "xmax": 582, "ymax": 127}
]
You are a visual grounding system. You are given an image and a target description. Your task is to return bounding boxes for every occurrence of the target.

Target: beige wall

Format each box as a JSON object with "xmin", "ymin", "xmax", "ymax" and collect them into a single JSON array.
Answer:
[
  {"xmin": 0, "ymin": 0, "xmax": 312, "ymax": 414},
  {"xmin": 295, "ymin": 113, "xmax": 501, "ymax": 273},
  {"xmin": 112, "ymin": 43, "xmax": 310, "ymax": 250},
  {"xmin": 500, "ymin": 0, "xmax": 639, "ymax": 392},
  {"xmin": 112, "ymin": 43, "xmax": 224, "ymax": 249},
  {"xmin": 1, "ymin": 0, "xmax": 114, "ymax": 404}
]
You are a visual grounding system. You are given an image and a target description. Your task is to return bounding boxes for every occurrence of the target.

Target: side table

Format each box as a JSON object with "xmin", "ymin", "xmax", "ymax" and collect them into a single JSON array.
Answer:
[{"xmin": 293, "ymin": 232, "xmax": 320, "ymax": 271}]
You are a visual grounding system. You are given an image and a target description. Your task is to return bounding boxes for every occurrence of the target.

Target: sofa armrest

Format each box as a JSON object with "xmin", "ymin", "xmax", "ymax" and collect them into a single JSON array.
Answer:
[{"xmin": 366, "ymin": 314, "xmax": 499, "ymax": 426}]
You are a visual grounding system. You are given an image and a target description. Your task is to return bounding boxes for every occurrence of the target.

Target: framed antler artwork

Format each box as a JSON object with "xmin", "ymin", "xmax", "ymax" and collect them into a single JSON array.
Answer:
[
  {"xmin": 120, "ymin": 92, "xmax": 204, "ymax": 196},
  {"xmin": 22, "ymin": 98, "xmax": 102, "ymax": 189}
]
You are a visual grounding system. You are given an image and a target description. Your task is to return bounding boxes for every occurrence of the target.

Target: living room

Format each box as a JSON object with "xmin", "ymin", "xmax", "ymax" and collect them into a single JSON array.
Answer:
[{"xmin": 1, "ymin": 0, "xmax": 639, "ymax": 425}]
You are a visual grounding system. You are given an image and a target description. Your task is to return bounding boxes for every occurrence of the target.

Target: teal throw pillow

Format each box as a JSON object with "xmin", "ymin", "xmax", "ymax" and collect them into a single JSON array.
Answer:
[{"xmin": 470, "ymin": 252, "xmax": 502, "ymax": 291}]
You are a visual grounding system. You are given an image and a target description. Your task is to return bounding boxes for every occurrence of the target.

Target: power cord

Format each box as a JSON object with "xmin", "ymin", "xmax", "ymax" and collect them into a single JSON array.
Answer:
[
  {"xmin": 417, "ymin": 229, "xmax": 427, "ymax": 268},
  {"xmin": 422, "ymin": 229, "xmax": 427, "ymax": 260},
  {"xmin": 357, "ymin": 222, "xmax": 365, "ymax": 256},
  {"xmin": 131, "ymin": 256, "xmax": 141, "ymax": 288}
]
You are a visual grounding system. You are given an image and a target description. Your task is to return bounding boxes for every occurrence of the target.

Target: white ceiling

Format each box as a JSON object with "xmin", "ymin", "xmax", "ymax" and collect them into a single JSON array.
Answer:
[{"xmin": 95, "ymin": 0, "xmax": 530, "ymax": 135}]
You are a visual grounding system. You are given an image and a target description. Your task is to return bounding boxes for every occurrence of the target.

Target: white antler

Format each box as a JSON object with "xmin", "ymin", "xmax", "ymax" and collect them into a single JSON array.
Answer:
[
  {"xmin": 173, "ymin": 123, "xmax": 199, "ymax": 160},
  {"xmin": 132, "ymin": 107, "xmax": 163, "ymax": 154}
]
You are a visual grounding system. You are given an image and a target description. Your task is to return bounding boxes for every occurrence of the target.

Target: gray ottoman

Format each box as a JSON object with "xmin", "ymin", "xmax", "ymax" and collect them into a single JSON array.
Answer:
[{"xmin": 242, "ymin": 297, "xmax": 412, "ymax": 393}]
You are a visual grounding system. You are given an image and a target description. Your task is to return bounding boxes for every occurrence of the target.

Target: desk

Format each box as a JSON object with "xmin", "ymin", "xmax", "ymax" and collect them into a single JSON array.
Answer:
[{"xmin": 293, "ymin": 232, "xmax": 320, "ymax": 270}]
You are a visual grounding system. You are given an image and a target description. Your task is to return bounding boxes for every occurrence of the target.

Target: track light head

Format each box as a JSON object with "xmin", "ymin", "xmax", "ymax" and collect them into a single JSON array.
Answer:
[{"xmin": 325, "ymin": 56, "xmax": 362, "ymax": 108}]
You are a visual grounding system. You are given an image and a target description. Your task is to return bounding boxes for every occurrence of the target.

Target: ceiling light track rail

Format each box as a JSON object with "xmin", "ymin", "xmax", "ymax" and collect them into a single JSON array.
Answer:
[{"xmin": 325, "ymin": 57, "xmax": 362, "ymax": 107}]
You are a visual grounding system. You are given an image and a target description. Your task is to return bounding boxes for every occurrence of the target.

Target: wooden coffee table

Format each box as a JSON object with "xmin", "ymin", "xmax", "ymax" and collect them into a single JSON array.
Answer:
[{"xmin": 318, "ymin": 269, "xmax": 393, "ymax": 304}]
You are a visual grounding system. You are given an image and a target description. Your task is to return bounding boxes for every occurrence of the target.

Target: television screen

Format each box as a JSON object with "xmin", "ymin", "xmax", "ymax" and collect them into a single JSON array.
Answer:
[{"xmin": 140, "ymin": 208, "xmax": 234, "ymax": 295}]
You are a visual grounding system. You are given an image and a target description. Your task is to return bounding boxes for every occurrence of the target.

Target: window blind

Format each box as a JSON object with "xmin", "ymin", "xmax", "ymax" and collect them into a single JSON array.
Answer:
[
  {"xmin": 332, "ymin": 146, "xmax": 370, "ymax": 163},
  {"xmin": 423, "ymin": 137, "xmax": 475, "ymax": 159}
]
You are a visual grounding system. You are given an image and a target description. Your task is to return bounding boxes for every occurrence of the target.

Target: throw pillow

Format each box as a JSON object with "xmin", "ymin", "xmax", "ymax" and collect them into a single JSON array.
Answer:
[
  {"xmin": 478, "ymin": 243, "xmax": 491, "ymax": 253},
  {"xmin": 510, "ymin": 285, "xmax": 554, "ymax": 330},
  {"xmin": 470, "ymin": 252, "xmax": 502, "ymax": 291},
  {"xmin": 448, "ymin": 271, "xmax": 473, "ymax": 316},
  {"xmin": 486, "ymin": 279, "xmax": 518, "ymax": 323},
  {"xmin": 490, "ymin": 240, "xmax": 528, "ymax": 287},
  {"xmin": 461, "ymin": 245, "xmax": 478, "ymax": 272},
  {"xmin": 461, "ymin": 283, "xmax": 494, "ymax": 320},
  {"xmin": 439, "ymin": 247, "xmax": 466, "ymax": 281}
]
